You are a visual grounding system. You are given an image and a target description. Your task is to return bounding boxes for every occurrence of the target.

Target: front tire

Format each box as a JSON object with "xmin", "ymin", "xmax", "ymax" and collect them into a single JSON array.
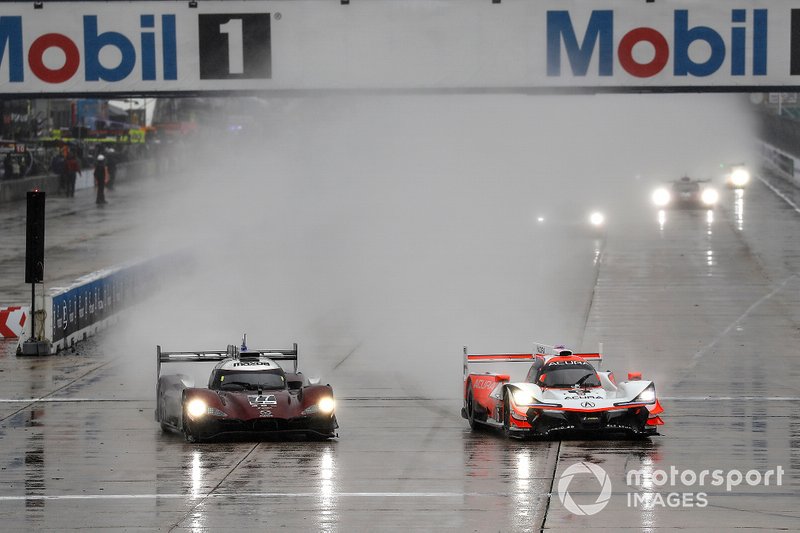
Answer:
[
  {"xmin": 503, "ymin": 390, "xmax": 512, "ymax": 438},
  {"xmin": 182, "ymin": 414, "xmax": 198, "ymax": 443}
]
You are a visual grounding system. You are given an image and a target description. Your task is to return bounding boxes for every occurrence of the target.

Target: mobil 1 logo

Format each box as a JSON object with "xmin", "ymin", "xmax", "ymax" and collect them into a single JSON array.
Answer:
[{"xmin": 198, "ymin": 13, "xmax": 271, "ymax": 80}]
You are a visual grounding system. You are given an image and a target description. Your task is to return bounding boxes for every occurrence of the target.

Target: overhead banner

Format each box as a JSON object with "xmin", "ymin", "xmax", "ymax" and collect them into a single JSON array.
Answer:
[{"xmin": 1, "ymin": 0, "xmax": 799, "ymax": 95}]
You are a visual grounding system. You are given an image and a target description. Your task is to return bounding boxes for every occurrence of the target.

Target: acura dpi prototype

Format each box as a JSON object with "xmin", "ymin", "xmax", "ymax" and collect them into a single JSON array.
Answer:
[
  {"xmin": 462, "ymin": 343, "xmax": 663, "ymax": 437},
  {"xmin": 156, "ymin": 337, "xmax": 338, "ymax": 441}
]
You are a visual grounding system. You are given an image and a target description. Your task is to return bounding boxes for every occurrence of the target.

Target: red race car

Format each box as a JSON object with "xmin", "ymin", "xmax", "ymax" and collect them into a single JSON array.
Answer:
[
  {"xmin": 156, "ymin": 336, "xmax": 338, "ymax": 441},
  {"xmin": 462, "ymin": 342, "xmax": 663, "ymax": 438}
]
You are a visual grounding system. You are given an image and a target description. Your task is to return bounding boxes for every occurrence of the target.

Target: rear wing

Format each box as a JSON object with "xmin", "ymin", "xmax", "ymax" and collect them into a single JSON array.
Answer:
[
  {"xmin": 463, "ymin": 342, "xmax": 604, "ymax": 379},
  {"xmin": 157, "ymin": 342, "xmax": 299, "ymax": 377}
]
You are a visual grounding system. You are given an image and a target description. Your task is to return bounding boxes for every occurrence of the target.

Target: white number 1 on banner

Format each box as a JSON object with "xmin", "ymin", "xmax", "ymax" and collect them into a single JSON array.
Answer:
[{"xmin": 220, "ymin": 18, "xmax": 244, "ymax": 74}]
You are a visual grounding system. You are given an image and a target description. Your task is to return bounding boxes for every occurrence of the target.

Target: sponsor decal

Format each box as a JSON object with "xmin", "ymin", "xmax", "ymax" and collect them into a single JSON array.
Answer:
[
  {"xmin": 564, "ymin": 395, "xmax": 603, "ymax": 400},
  {"xmin": 0, "ymin": 14, "xmax": 177, "ymax": 83},
  {"xmin": 0, "ymin": 10, "xmax": 270, "ymax": 86},
  {"xmin": 473, "ymin": 379, "xmax": 498, "ymax": 390},
  {"xmin": 198, "ymin": 14, "xmax": 271, "ymax": 80},
  {"xmin": 547, "ymin": 9, "xmax": 770, "ymax": 78},
  {"xmin": 248, "ymin": 394, "xmax": 277, "ymax": 406}
]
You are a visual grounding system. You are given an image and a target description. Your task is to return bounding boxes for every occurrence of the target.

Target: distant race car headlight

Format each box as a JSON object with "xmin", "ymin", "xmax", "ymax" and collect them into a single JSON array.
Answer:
[
  {"xmin": 652, "ymin": 188, "xmax": 671, "ymax": 207},
  {"xmin": 701, "ymin": 188, "xmax": 719, "ymax": 206},
  {"xmin": 318, "ymin": 397, "xmax": 335, "ymax": 414},
  {"xmin": 730, "ymin": 168, "xmax": 750, "ymax": 187},
  {"xmin": 186, "ymin": 398, "xmax": 207, "ymax": 418},
  {"xmin": 512, "ymin": 389, "xmax": 535, "ymax": 406},
  {"xmin": 589, "ymin": 212, "xmax": 605, "ymax": 227}
]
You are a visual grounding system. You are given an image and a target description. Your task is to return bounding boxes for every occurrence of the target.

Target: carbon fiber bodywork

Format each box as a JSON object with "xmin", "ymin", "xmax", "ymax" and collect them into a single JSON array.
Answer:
[{"xmin": 183, "ymin": 413, "xmax": 339, "ymax": 441}]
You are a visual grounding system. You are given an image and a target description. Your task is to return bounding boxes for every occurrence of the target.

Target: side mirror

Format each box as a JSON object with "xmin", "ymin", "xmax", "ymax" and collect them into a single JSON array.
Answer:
[
  {"xmin": 627, "ymin": 372, "xmax": 642, "ymax": 381},
  {"xmin": 309, "ymin": 377, "xmax": 321, "ymax": 385}
]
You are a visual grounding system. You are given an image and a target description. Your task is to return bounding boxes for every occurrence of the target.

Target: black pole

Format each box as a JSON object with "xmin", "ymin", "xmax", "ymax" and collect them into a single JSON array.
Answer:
[
  {"xmin": 30, "ymin": 283, "xmax": 35, "ymax": 341},
  {"xmin": 23, "ymin": 191, "xmax": 46, "ymax": 354}
]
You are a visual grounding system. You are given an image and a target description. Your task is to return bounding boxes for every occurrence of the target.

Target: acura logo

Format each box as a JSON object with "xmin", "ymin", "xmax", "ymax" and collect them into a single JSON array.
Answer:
[{"xmin": 581, "ymin": 401, "xmax": 595, "ymax": 408}]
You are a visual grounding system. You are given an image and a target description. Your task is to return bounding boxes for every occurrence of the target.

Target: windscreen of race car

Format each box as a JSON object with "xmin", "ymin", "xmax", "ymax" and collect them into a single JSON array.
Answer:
[
  {"xmin": 533, "ymin": 362, "xmax": 601, "ymax": 387},
  {"xmin": 212, "ymin": 371, "xmax": 286, "ymax": 391}
]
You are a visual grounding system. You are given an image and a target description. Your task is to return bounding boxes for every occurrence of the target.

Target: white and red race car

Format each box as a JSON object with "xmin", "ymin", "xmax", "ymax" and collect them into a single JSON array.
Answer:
[{"xmin": 462, "ymin": 343, "xmax": 664, "ymax": 438}]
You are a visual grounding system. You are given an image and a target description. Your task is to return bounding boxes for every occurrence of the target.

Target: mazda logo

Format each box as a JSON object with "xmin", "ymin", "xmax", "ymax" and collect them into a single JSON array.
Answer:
[{"xmin": 581, "ymin": 401, "xmax": 595, "ymax": 408}]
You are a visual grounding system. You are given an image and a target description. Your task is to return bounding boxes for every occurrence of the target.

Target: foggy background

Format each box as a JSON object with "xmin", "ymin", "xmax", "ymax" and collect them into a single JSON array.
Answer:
[{"xmin": 114, "ymin": 93, "xmax": 756, "ymax": 397}]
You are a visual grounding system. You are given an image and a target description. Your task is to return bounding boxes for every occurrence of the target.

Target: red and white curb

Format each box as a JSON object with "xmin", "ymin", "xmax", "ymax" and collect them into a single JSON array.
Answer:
[{"xmin": 0, "ymin": 306, "xmax": 28, "ymax": 339}]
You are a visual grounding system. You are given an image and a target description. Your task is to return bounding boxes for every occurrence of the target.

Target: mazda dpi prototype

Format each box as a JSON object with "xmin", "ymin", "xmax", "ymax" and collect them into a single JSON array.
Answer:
[
  {"xmin": 462, "ymin": 343, "xmax": 664, "ymax": 437},
  {"xmin": 156, "ymin": 339, "xmax": 338, "ymax": 441}
]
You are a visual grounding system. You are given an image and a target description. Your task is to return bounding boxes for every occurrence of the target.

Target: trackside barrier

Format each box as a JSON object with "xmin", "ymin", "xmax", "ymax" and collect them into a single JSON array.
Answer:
[
  {"xmin": 0, "ymin": 306, "xmax": 28, "ymax": 339},
  {"xmin": 760, "ymin": 141, "xmax": 800, "ymax": 187},
  {"xmin": 19, "ymin": 252, "xmax": 190, "ymax": 354}
]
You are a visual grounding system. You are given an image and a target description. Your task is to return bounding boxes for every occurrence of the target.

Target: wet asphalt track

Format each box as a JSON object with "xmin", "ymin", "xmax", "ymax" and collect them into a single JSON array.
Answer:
[{"xmin": 1, "ymin": 171, "xmax": 800, "ymax": 531}]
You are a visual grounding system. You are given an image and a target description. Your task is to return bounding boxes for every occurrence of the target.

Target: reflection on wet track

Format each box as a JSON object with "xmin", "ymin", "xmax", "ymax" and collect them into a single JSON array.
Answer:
[{"xmin": 1, "ymin": 176, "xmax": 800, "ymax": 530}]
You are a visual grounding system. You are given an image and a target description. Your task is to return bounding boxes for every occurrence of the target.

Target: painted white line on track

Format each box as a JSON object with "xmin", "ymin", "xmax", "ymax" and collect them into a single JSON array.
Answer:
[
  {"xmin": 0, "ymin": 399, "xmax": 138, "ymax": 403},
  {"xmin": 661, "ymin": 396, "xmax": 800, "ymax": 401},
  {"xmin": 691, "ymin": 274, "xmax": 796, "ymax": 363},
  {"xmin": 758, "ymin": 175, "xmax": 800, "ymax": 215},
  {"xmin": 0, "ymin": 492, "xmax": 502, "ymax": 502}
]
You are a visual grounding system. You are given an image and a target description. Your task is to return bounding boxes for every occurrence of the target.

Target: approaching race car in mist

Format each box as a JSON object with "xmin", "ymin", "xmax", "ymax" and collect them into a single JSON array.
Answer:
[
  {"xmin": 534, "ymin": 209, "xmax": 607, "ymax": 236},
  {"xmin": 156, "ymin": 337, "xmax": 338, "ymax": 442},
  {"xmin": 651, "ymin": 176, "xmax": 719, "ymax": 209},
  {"xmin": 723, "ymin": 164, "xmax": 751, "ymax": 189},
  {"xmin": 462, "ymin": 343, "xmax": 663, "ymax": 438}
]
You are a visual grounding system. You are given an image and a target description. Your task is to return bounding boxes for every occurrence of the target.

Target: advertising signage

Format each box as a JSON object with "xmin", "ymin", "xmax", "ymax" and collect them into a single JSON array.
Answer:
[{"xmin": 0, "ymin": 0, "xmax": 798, "ymax": 96}]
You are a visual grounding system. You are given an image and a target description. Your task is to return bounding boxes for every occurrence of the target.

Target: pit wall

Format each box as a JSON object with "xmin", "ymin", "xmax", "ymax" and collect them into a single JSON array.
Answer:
[
  {"xmin": 22, "ymin": 252, "xmax": 188, "ymax": 354},
  {"xmin": 759, "ymin": 141, "xmax": 800, "ymax": 187}
]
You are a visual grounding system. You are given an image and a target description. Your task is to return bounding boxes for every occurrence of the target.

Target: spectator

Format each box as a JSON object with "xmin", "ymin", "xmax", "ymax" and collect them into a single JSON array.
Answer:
[
  {"xmin": 10, "ymin": 154, "xmax": 20, "ymax": 179},
  {"xmin": 106, "ymin": 148, "xmax": 117, "ymax": 190},
  {"xmin": 3, "ymin": 154, "xmax": 11, "ymax": 180},
  {"xmin": 64, "ymin": 152, "xmax": 81, "ymax": 198},
  {"xmin": 51, "ymin": 152, "xmax": 66, "ymax": 194},
  {"xmin": 94, "ymin": 154, "xmax": 108, "ymax": 205}
]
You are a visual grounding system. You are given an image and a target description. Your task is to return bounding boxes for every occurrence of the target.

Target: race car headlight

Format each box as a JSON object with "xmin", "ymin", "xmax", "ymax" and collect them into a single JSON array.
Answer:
[
  {"xmin": 589, "ymin": 212, "xmax": 605, "ymax": 227},
  {"xmin": 615, "ymin": 384, "xmax": 656, "ymax": 406},
  {"xmin": 186, "ymin": 399, "xmax": 207, "ymax": 419},
  {"xmin": 701, "ymin": 188, "xmax": 719, "ymax": 206},
  {"xmin": 730, "ymin": 168, "xmax": 750, "ymax": 187},
  {"xmin": 302, "ymin": 397, "xmax": 336, "ymax": 416},
  {"xmin": 318, "ymin": 397, "xmax": 335, "ymax": 414},
  {"xmin": 652, "ymin": 188, "xmax": 671, "ymax": 207},
  {"xmin": 512, "ymin": 389, "xmax": 535, "ymax": 407},
  {"xmin": 635, "ymin": 384, "xmax": 656, "ymax": 404}
]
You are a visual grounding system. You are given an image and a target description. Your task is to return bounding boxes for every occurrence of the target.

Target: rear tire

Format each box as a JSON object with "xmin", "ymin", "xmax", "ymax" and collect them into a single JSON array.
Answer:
[{"xmin": 466, "ymin": 386, "xmax": 479, "ymax": 431}]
